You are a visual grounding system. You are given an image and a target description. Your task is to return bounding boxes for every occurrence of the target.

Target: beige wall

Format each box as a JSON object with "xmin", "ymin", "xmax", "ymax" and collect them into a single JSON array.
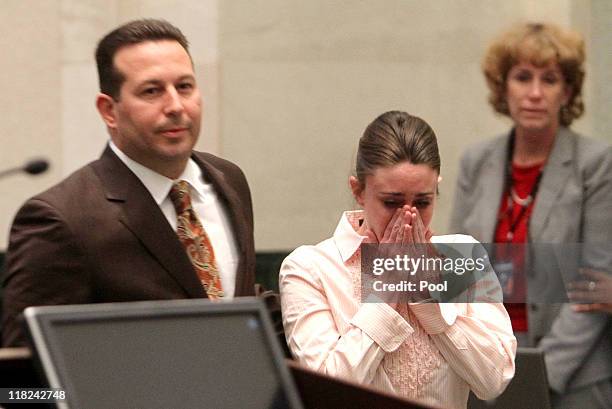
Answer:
[
  {"xmin": 0, "ymin": 0, "xmax": 219, "ymax": 249},
  {"xmin": 0, "ymin": 0, "xmax": 62, "ymax": 250},
  {"xmin": 1, "ymin": 0, "xmax": 609, "ymax": 251},
  {"xmin": 219, "ymin": 0, "xmax": 600, "ymax": 250}
]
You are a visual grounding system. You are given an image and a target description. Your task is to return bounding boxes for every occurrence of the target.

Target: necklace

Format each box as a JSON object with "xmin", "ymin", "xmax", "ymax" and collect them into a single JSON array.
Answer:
[
  {"xmin": 510, "ymin": 188, "xmax": 533, "ymax": 207},
  {"xmin": 498, "ymin": 133, "xmax": 544, "ymax": 243}
]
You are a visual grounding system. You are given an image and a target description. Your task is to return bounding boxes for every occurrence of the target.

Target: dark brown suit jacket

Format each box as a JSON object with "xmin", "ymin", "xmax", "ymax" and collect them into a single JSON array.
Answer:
[{"xmin": 2, "ymin": 146, "xmax": 256, "ymax": 346}]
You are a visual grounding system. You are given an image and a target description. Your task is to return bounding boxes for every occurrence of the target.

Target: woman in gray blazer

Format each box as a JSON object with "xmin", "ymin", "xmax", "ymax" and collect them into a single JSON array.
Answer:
[{"xmin": 449, "ymin": 22, "xmax": 612, "ymax": 409}]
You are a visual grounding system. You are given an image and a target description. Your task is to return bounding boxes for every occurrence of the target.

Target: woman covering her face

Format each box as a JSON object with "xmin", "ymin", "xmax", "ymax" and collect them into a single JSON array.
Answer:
[
  {"xmin": 450, "ymin": 23, "xmax": 612, "ymax": 408},
  {"xmin": 280, "ymin": 111, "xmax": 516, "ymax": 409}
]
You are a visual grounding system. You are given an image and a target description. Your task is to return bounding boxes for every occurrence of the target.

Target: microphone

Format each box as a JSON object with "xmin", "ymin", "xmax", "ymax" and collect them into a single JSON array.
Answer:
[
  {"xmin": 0, "ymin": 158, "xmax": 50, "ymax": 179},
  {"xmin": 24, "ymin": 159, "xmax": 49, "ymax": 175}
]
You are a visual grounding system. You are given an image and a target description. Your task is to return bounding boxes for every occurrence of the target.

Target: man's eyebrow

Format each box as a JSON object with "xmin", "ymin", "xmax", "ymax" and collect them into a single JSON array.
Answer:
[
  {"xmin": 177, "ymin": 74, "xmax": 196, "ymax": 81},
  {"xmin": 137, "ymin": 75, "xmax": 196, "ymax": 87},
  {"xmin": 137, "ymin": 79, "xmax": 163, "ymax": 87}
]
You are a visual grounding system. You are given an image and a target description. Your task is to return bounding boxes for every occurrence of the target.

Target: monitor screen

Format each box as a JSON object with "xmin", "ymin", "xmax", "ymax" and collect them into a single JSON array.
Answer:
[
  {"xmin": 468, "ymin": 347, "xmax": 551, "ymax": 409},
  {"xmin": 25, "ymin": 298, "xmax": 302, "ymax": 409}
]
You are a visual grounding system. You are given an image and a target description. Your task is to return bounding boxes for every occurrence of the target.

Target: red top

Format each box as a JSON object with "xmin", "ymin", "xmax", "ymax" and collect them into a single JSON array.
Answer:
[{"xmin": 494, "ymin": 162, "xmax": 543, "ymax": 332}]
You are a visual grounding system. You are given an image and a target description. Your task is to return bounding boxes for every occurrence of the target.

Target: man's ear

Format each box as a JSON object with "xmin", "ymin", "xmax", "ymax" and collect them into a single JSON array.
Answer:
[
  {"xmin": 96, "ymin": 93, "xmax": 117, "ymax": 129},
  {"xmin": 349, "ymin": 176, "xmax": 365, "ymax": 207}
]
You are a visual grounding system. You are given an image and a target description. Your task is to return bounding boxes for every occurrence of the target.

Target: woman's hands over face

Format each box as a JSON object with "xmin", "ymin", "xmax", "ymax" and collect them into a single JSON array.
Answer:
[
  {"xmin": 363, "ymin": 206, "xmax": 438, "ymax": 308},
  {"xmin": 374, "ymin": 205, "xmax": 432, "ymax": 245}
]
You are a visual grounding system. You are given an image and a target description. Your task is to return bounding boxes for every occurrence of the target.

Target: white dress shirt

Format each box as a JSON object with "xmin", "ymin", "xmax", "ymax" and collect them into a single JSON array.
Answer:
[
  {"xmin": 280, "ymin": 210, "xmax": 517, "ymax": 409},
  {"xmin": 109, "ymin": 141, "xmax": 239, "ymax": 298}
]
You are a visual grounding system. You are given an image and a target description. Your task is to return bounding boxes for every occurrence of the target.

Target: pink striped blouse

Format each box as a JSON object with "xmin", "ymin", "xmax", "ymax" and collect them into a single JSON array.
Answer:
[{"xmin": 280, "ymin": 211, "xmax": 516, "ymax": 409}]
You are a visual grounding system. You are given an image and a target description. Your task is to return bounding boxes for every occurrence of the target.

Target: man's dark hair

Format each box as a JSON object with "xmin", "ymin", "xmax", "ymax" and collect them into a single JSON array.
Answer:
[{"xmin": 95, "ymin": 19, "xmax": 190, "ymax": 100}]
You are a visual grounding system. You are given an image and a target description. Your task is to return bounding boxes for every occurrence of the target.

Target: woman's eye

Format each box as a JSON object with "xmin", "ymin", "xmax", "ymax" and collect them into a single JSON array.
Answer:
[
  {"xmin": 542, "ymin": 75, "xmax": 560, "ymax": 84},
  {"xmin": 514, "ymin": 73, "xmax": 531, "ymax": 82},
  {"xmin": 383, "ymin": 201, "xmax": 403, "ymax": 209},
  {"xmin": 414, "ymin": 200, "xmax": 431, "ymax": 209}
]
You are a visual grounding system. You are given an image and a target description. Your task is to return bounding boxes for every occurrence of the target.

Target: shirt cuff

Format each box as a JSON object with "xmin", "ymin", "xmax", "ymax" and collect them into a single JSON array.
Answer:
[
  {"xmin": 409, "ymin": 303, "xmax": 458, "ymax": 334},
  {"xmin": 350, "ymin": 303, "xmax": 413, "ymax": 352}
]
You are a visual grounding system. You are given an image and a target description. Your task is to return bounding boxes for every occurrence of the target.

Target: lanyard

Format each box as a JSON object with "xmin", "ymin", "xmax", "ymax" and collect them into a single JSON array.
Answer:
[{"xmin": 500, "ymin": 133, "xmax": 543, "ymax": 242}]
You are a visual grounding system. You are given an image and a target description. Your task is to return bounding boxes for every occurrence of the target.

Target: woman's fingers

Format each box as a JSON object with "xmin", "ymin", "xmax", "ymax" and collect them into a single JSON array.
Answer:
[
  {"xmin": 579, "ymin": 268, "xmax": 608, "ymax": 281},
  {"xmin": 403, "ymin": 224, "xmax": 413, "ymax": 245},
  {"xmin": 383, "ymin": 206, "xmax": 413, "ymax": 243},
  {"xmin": 425, "ymin": 227, "xmax": 434, "ymax": 242},
  {"xmin": 568, "ymin": 289, "xmax": 598, "ymax": 303},
  {"xmin": 396, "ymin": 220, "xmax": 405, "ymax": 243},
  {"xmin": 567, "ymin": 268, "xmax": 612, "ymax": 304},
  {"xmin": 363, "ymin": 228, "xmax": 377, "ymax": 244},
  {"xmin": 398, "ymin": 209, "xmax": 413, "ymax": 244},
  {"xmin": 382, "ymin": 207, "xmax": 403, "ymax": 242},
  {"xmin": 411, "ymin": 208, "xmax": 426, "ymax": 243},
  {"xmin": 571, "ymin": 303, "xmax": 597, "ymax": 312},
  {"xmin": 571, "ymin": 303, "xmax": 612, "ymax": 314}
]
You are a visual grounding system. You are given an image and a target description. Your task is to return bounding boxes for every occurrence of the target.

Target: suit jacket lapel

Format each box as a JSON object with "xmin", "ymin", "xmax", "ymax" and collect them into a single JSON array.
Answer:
[
  {"xmin": 529, "ymin": 128, "xmax": 574, "ymax": 241},
  {"xmin": 93, "ymin": 146, "xmax": 206, "ymax": 298},
  {"xmin": 477, "ymin": 135, "xmax": 508, "ymax": 243},
  {"xmin": 192, "ymin": 153, "xmax": 249, "ymax": 292}
]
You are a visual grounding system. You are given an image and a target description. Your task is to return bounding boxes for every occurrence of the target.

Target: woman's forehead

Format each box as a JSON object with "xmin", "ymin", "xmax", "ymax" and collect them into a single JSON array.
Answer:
[{"xmin": 367, "ymin": 163, "xmax": 438, "ymax": 193}]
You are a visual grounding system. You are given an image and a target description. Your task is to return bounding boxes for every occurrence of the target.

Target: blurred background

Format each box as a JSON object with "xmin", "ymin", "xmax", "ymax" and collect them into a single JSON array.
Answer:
[{"xmin": 1, "ymin": 0, "xmax": 610, "ymax": 254}]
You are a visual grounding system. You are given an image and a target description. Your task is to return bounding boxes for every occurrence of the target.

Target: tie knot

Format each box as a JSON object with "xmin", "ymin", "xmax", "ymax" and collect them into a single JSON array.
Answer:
[{"xmin": 169, "ymin": 180, "xmax": 193, "ymax": 214}]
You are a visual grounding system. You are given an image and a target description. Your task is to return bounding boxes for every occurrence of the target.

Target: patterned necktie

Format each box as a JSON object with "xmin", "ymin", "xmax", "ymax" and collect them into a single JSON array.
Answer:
[{"xmin": 169, "ymin": 180, "xmax": 224, "ymax": 299}]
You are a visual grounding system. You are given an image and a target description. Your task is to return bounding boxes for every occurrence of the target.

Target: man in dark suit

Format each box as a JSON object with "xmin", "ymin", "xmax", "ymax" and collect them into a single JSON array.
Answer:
[{"xmin": 2, "ymin": 19, "xmax": 255, "ymax": 346}]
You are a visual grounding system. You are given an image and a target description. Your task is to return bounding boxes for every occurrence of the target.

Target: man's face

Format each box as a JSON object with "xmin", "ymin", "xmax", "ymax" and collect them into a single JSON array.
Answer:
[{"xmin": 99, "ymin": 40, "xmax": 202, "ymax": 177}]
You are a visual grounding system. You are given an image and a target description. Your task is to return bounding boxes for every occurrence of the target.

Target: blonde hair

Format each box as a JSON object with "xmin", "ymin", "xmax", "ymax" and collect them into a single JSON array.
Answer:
[{"xmin": 482, "ymin": 22, "xmax": 585, "ymax": 126}]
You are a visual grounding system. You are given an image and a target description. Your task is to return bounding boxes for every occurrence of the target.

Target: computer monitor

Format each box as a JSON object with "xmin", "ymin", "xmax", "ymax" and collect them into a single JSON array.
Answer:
[
  {"xmin": 24, "ymin": 298, "xmax": 303, "ymax": 409},
  {"xmin": 468, "ymin": 347, "xmax": 551, "ymax": 409}
]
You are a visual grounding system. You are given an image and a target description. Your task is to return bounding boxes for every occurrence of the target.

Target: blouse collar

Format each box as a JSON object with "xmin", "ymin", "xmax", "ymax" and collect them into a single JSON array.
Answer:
[{"xmin": 333, "ymin": 210, "xmax": 368, "ymax": 262}]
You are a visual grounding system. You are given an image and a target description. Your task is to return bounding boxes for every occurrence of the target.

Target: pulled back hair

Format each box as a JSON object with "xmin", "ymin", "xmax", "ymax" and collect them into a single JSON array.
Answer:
[
  {"xmin": 355, "ymin": 111, "xmax": 440, "ymax": 186},
  {"xmin": 482, "ymin": 22, "xmax": 585, "ymax": 127},
  {"xmin": 95, "ymin": 19, "xmax": 190, "ymax": 100}
]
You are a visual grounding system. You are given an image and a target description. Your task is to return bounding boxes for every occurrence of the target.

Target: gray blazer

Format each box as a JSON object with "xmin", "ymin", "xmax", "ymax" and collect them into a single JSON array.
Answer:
[{"xmin": 449, "ymin": 127, "xmax": 612, "ymax": 397}]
